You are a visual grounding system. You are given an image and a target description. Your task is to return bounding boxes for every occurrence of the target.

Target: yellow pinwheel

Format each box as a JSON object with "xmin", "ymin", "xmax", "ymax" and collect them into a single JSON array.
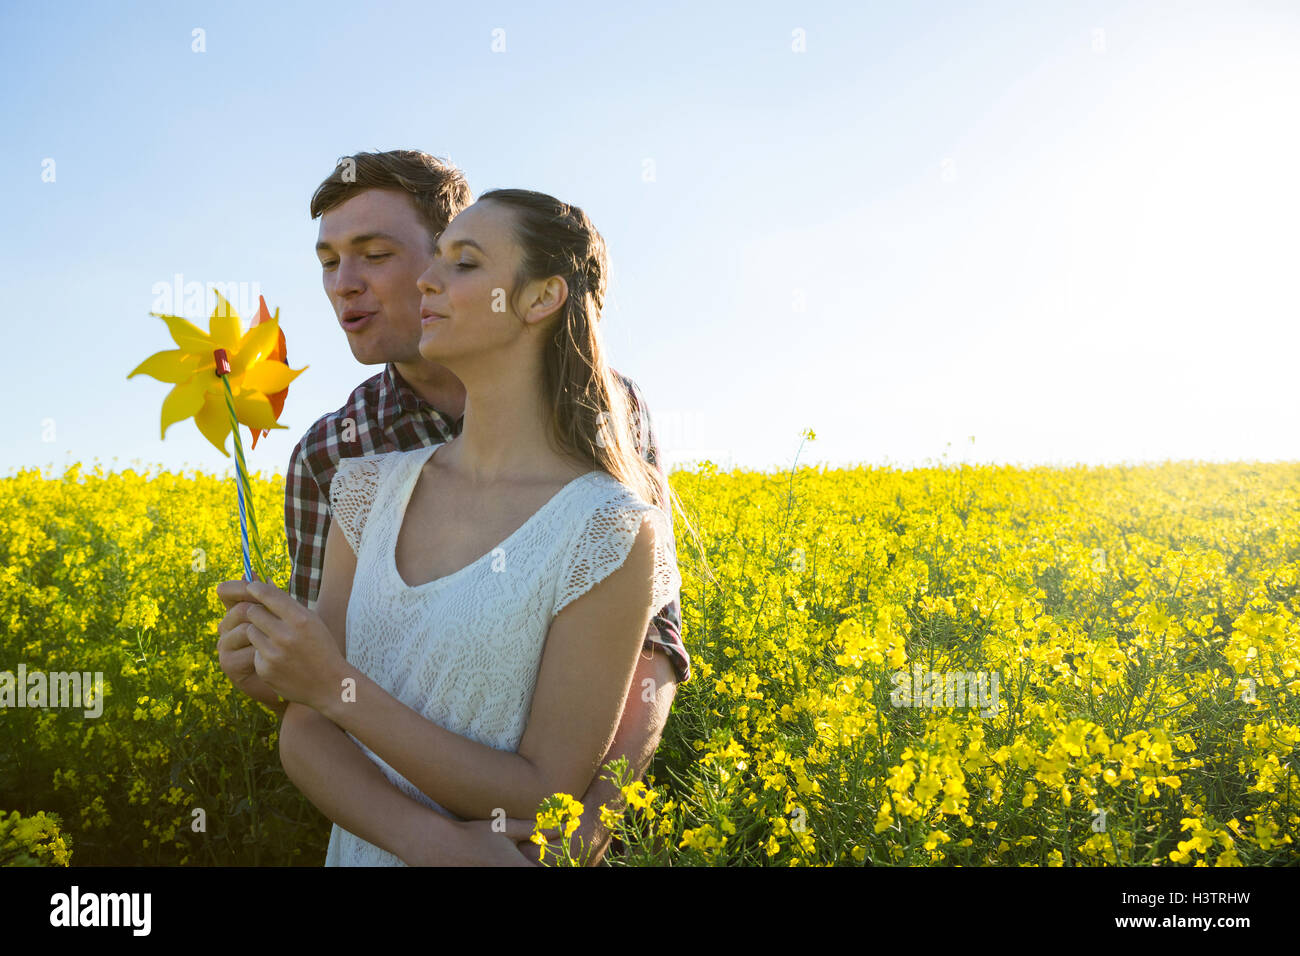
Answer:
[{"xmin": 127, "ymin": 291, "xmax": 307, "ymax": 456}]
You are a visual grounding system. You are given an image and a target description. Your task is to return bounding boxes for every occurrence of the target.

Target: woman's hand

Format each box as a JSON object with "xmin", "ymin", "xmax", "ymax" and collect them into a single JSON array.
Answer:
[
  {"xmin": 216, "ymin": 578, "xmax": 346, "ymax": 713},
  {"xmin": 403, "ymin": 815, "xmax": 559, "ymax": 867},
  {"xmin": 462, "ymin": 818, "xmax": 556, "ymax": 867},
  {"xmin": 215, "ymin": 580, "xmax": 284, "ymax": 709}
]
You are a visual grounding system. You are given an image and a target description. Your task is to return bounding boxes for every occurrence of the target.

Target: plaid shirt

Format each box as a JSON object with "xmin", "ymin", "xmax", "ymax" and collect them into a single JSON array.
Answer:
[{"xmin": 284, "ymin": 361, "xmax": 690, "ymax": 685}]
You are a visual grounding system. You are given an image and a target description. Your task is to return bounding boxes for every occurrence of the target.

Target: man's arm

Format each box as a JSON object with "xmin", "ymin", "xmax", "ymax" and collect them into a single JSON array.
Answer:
[{"xmin": 553, "ymin": 645, "xmax": 677, "ymax": 866}]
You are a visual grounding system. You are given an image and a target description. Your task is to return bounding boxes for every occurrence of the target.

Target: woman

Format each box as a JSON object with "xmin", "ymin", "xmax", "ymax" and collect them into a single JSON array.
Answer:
[{"xmin": 223, "ymin": 189, "xmax": 682, "ymax": 866}]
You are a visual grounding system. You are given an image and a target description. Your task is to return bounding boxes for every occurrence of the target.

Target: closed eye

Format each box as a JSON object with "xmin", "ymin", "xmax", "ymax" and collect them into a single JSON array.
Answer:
[{"xmin": 320, "ymin": 254, "xmax": 389, "ymax": 269}]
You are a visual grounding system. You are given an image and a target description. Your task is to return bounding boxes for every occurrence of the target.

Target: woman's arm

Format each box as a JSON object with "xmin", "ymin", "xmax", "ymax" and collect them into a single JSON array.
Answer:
[
  {"xmin": 278, "ymin": 638, "xmax": 675, "ymax": 868},
  {"xmin": 278, "ymin": 701, "xmax": 462, "ymax": 864},
  {"xmin": 313, "ymin": 514, "xmax": 663, "ymax": 823},
  {"xmin": 275, "ymin": 513, "xmax": 539, "ymax": 865},
  {"xmin": 279, "ymin": 702, "xmax": 543, "ymax": 866}
]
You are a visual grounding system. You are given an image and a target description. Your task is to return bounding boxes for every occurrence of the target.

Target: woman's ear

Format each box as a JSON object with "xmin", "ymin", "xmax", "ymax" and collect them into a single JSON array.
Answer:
[{"xmin": 520, "ymin": 275, "xmax": 569, "ymax": 328}]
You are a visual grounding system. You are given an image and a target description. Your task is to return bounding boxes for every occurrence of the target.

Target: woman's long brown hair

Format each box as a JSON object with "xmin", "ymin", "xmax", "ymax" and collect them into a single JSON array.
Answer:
[{"xmin": 478, "ymin": 188, "xmax": 707, "ymax": 567}]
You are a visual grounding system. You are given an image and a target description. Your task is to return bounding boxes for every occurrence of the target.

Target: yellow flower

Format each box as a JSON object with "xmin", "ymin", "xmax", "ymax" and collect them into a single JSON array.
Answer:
[
  {"xmin": 621, "ymin": 780, "xmax": 657, "ymax": 814},
  {"xmin": 599, "ymin": 805, "xmax": 622, "ymax": 831},
  {"xmin": 127, "ymin": 292, "xmax": 306, "ymax": 456}
]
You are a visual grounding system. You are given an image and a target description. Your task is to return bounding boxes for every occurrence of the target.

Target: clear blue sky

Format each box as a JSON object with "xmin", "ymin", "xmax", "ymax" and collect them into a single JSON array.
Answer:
[{"xmin": 3, "ymin": 0, "xmax": 1297, "ymax": 481}]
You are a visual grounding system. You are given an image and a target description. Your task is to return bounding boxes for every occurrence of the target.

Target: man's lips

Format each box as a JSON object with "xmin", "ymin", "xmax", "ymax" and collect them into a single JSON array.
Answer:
[{"xmin": 341, "ymin": 310, "xmax": 375, "ymax": 329}]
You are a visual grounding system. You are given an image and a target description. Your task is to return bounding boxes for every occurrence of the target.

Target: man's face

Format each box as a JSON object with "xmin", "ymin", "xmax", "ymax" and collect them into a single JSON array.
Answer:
[{"xmin": 315, "ymin": 188, "xmax": 436, "ymax": 365}]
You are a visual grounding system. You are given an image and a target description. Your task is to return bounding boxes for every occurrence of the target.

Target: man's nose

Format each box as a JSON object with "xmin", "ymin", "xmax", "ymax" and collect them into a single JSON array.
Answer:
[{"xmin": 333, "ymin": 257, "xmax": 365, "ymax": 297}]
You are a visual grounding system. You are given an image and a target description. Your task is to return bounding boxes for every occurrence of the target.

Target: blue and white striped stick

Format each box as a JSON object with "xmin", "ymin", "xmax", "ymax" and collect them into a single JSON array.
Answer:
[{"xmin": 213, "ymin": 348, "xmax": 268, "ymax": 583}]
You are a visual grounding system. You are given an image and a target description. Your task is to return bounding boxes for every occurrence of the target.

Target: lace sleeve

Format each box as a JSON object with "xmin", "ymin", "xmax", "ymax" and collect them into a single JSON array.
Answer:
[
  {"xmin": 326, "ymin": 455, "xmax": 386, "ymax": 556},
  {"xmin": 553, "ymin": 496, "xmax": 682, "ymax": 621}
]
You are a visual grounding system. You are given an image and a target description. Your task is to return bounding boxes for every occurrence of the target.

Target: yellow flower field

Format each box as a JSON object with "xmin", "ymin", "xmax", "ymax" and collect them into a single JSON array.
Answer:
[{"xmin": 1, "ymin": 451, "xmax": 1297, "ymax": 865}]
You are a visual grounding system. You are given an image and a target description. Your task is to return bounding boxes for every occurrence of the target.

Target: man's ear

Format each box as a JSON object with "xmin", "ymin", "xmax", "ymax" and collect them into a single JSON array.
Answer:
[{"xmin": 521, "ymin": 276, "xmax": 569, "ymax": 328}]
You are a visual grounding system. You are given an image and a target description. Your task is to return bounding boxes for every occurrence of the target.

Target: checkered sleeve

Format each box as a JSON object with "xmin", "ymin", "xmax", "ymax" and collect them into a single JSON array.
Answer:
[
  {"xmin": 285, "ymin": 436, "xmax": 331, "ymax": 612},
  {"xmin": 619, "ymin": 373, "xmax": 690, "ymax": 686}
]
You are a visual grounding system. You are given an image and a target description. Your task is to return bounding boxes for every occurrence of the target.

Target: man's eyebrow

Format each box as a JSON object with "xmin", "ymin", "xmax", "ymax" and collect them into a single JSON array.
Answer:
[
  {"xmin": 315, "ymin": 231, "xmax": 405, "ymax": 252},
  {"xmin": 432, "ymin": 238, "xmax": 486, "ymax": 256}
]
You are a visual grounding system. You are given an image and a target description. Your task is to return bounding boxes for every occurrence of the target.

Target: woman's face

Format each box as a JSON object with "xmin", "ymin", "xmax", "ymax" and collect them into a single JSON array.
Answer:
[{"xmin": 416, "ymin": 199, "xmax": 562, "ymax": 372}]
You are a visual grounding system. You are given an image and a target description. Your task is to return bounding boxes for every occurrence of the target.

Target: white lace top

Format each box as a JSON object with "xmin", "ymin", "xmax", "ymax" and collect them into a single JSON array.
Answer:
[{"xmin": 320, "ymin": 443, "xmax": 682, "ymax": 866}]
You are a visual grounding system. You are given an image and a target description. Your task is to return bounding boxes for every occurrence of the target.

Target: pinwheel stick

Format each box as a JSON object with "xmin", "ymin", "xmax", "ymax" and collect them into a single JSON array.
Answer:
[{"xmin": 213, "ymin": 348, "xmax": 271, "ymax": 583}]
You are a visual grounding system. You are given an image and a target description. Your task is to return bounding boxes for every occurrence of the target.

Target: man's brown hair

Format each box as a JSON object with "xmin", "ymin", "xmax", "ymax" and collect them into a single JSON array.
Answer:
[{"xmin": 309, "ymin": 149, "xmax": 472, "ymax": 248}]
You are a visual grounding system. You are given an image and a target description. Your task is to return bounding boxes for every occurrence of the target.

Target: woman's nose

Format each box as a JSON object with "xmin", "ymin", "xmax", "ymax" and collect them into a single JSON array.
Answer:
[{"xmin": 416, "ymin": 262, "xmax": 442, "ymax": 295}]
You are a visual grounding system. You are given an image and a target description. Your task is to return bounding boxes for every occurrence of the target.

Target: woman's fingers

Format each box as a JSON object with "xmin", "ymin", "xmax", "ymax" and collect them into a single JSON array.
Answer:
[
  {"xmin": 490, "ymin": 817, "xmax": 560, "ymax": 844},
  {"xmin": 510, "ymin": 817, "xmax": 558, "ymax": 842},
  {"xmin": 217, "ymin": 605, "xmax": 252, "ymax": 646},
  {"xmin": 219, "ymin": 642, "xmax": 255, "ymax": 677},
  {"xmin": 216, "ymin": 579, "xmax": 255, "ymax": 609}
]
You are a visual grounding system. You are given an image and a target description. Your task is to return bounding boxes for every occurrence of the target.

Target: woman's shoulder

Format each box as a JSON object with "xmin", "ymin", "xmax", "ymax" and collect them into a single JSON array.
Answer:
[
  {"xmin": 574, "ymin": 470, "xmax": 649, "ymax": 506},
  {"xmin": 565, "ymin": 471, "xmax": 668, "ymax": 537},
  {"xmin": 552, "ymin": 471, "xmax": 681, "ymax": 619}
]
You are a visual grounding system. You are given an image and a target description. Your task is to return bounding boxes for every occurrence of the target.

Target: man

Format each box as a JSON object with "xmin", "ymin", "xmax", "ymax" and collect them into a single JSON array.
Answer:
[{"xmin": 219, "ymin": 149, "xmax": 689, "ymax": 865}]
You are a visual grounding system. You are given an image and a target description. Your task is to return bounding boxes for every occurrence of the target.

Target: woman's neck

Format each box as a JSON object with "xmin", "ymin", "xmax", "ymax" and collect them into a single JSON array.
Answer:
[{"xmin": 440, "ymin": 351, "xmax": 585, "ymax": 486}]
